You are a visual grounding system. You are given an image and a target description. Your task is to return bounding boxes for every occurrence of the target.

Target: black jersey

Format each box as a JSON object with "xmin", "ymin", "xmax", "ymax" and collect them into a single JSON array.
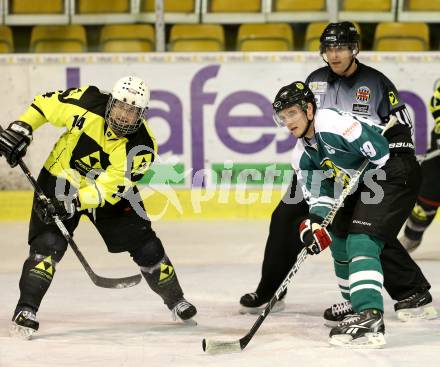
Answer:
[{"xmin": 305, "ymin": 60, "xmax": 414, "ymax": 152}]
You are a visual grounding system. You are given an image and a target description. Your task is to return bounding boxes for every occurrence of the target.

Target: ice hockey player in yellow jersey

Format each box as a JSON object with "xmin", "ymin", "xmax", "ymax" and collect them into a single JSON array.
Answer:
[{"xmin": 0, "ymin": 76, "xmax": 197, "ymax": 339}]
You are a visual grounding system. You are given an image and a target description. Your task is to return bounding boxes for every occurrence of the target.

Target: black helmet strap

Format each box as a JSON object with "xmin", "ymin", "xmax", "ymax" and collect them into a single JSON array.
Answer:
[{"xmin": 298, "ymin": 102, "xmax": 314, "ymax": 139}]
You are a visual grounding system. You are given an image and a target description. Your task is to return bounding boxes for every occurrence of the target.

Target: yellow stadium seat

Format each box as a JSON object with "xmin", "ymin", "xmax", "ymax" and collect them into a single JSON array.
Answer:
[
  {"xmin": 11, "ymin": 0, "xmax": 64, "ymax": 14},
  {"xmin": 237, "ymin": 23, "xmax": 293, "ymax": 51},
  {"xmin": 77, "ymin": 0, "xmax": 130, "ymax": 14},
  {"xmin": 407, "ymin": 0, "xmax": 440, "ymax": 11},
  {"xmin": 0, "ymin": 26, "xmax": 14, "ymax": 53},
  {"xmin": 141, "ymin": 0, "xmax": 195, "ymax": 12},
  {"xmin": 304, "ymin": 22, "xmax": 328, "ymax": 51},
  {"xmin": 210, "ymin": 0, "xmax": 261, "ymax": 12},
  {"xmin": 274, "ymin": 0, "xmax": 325, "ymax": 11},
  {"xmin": 305, "ymin": 22, "xmax": 362, "ymax": 51},
  {"xmin": 100, "ymin": 25, "xmax": 155, "ymax": 52},
  {"xmin": 30, "ymin": 25, "xmax": 87, "ymax": 53},
  {"xmin": 373, "ymin": 22, "xmax": 429, "ymax": 51},
  {"xmin": 342, "ymin": 0, "xmax": 391, "ymax": 11},
  {"xmin": 169, "ymin": 24, "xmax": 224, "ymax": 51}
]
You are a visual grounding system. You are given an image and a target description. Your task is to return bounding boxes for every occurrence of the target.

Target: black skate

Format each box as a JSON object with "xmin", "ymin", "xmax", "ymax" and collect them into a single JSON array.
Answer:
[
  {"xmin": 239, "ymin": 290, "xmax": 286, "ymax": 315},
  {"xmin": 171, "ymin": 299, "xmax": 197, "ymax": 325},
  {"xmin": 323, "ymin": 300, "xmax": 355, "ymax": 327},
  {"xmin": 394, "ymin": 289, "xmax": 438, "ymax": 321},
  {"xmin": 10, "ymin": 307, "xmax": 39, "ymax": 340},
  {"xmin": 329, "ymin": 309, "xmax": 386, "ymax": 348}
]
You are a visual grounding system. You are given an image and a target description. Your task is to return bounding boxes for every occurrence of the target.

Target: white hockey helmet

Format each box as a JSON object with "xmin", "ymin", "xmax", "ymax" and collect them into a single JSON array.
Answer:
[{"xmin": 106, "ymin": 76, "xmax": 150, "ymax": 136}]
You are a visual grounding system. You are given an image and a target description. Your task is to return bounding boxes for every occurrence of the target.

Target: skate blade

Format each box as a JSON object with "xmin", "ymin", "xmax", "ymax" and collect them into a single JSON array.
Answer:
[
  {"xmin": 329, "ymin": 332, "xmax": 386, "ymax": 349},
  {"xmin": 9, "ymin": 323, "xmax": 36, "ymax": 340},
  {"xmin": 239, "ymin": 300, "xmax": 285, "ymax": 315},
  {"xmin": 172, "ymin": 312, "xmax": 197, "ymax": 326},
  {"xmin": 396, "ymin": 304, "xmax": 438, "ymax": 321},
  {"xmin": 181, "ymin": 318, "xmax": 197, "ymax": 326}
]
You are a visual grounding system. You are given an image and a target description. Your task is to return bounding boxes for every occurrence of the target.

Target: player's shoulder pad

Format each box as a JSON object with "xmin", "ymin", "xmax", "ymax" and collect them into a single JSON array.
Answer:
[
  {"xmin": 306, "ymin": 66, "xmax": 329, "ymax": 83},
  {"xmin": 59, "ymin": 85, "xmax": 109, "ymax": 117},
  {"xmin": 125, "ymin": 119, "xmax": 156, "ymax": 156},
  {"xmin": 435, "ymin": 80, "xmax": 440, "ymax": 96},
  {"xmin": 361, "ymin": 63, "xmax": 397, "ymax": 90},
  {"xmin": 314, "ymin": 109, "xmax": 362, "ymax": 143}
]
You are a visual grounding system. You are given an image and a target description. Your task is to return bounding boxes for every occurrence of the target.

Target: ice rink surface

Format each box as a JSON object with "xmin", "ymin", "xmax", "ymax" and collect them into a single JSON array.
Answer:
[{"xmin": 0, "ymin": 220, "xmax": 439, "ymax": 367}]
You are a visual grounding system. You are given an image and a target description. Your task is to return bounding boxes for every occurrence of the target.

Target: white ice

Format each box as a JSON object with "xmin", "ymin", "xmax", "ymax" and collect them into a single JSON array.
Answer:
[{"xmin": 1, "ymin": 220, "xmax": 439, "ymax": 367}]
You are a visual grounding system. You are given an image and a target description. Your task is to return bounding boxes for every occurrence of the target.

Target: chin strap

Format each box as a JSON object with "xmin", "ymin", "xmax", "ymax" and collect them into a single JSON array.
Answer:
[
  {"xmin": 299, "ymin": 117, "xmax": 314, "ymax": 139},
  {"xmin": 342, "ymin": 50, "xmax": 358, "ymax": 74}
]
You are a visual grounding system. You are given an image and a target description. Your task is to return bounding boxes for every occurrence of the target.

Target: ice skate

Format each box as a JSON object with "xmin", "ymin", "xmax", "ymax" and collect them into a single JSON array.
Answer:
[
  {"xmin": 10, "ymin": 307, "xmax": 39, "ymax": 340},
  {"xmin": 323, "ymin": 300, "xmax": 355, "ymax": 327},
  {"xmin": 394, "ymin": 289, "xmax": 438, "ymax": 321},
  {"xmin": 239, "ymin": 290, "xmax": 286, "ymax": 315},
  {"xmin": 171, "ymin": 299, "xmax": 197, "ymax": 325},
  {"xmin": 329, "ymin": 309, "xmax": 386, "ymax": 348}
]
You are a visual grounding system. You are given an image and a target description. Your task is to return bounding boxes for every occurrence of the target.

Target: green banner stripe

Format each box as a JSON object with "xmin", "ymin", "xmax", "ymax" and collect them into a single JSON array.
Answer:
[{"xmin": 211, "ymin": 163, "xmax": 294, "ymax": 185}]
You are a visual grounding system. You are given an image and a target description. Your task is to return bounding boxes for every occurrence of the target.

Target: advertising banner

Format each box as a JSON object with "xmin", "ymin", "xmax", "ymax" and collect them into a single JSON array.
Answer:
[{"xmin": 0, "ymin": 52, "xmax": 439, "ymax": 190}]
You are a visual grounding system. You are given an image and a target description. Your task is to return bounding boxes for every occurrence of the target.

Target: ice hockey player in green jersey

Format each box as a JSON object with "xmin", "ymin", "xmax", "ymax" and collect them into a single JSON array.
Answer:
[{"xmin": 272, "ymin": 81, "xmax": 421, "ymax": 348}]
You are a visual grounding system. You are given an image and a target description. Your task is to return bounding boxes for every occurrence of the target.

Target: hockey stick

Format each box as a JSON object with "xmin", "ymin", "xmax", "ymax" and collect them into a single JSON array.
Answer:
[
  {"xmin": 416, "ymin": 149, "xmax": 440, "ymax": 163},
  {"xmin": 202, "ymin": 116, "xmax": 398, "ymax": 354},
  {"xmin": 16, "ymin": 158, "xmax": 142, "ymax": 289}
]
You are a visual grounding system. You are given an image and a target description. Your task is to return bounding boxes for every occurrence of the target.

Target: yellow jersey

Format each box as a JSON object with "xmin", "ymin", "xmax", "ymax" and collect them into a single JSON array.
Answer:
[
  {"xmin": 431, "ymin": 81, "xmax": 440, "ymax": 129},
  {"xmin": 19, "ymin": 86, "xmax": 158, "ymax": 210}
]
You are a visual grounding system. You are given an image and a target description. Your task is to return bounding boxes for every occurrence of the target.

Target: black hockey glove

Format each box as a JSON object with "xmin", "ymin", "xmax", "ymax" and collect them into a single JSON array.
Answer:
[
  {"xmin": 0, "ymin": 121, "xmax": 33, "ymax": 167},
  {"xmin": 34, "ymin": 194, "xmax": 80, "ymax": 224},
  {"xmin": 299, "ymin": 215, "xmax": 332, "ymax": 255}
]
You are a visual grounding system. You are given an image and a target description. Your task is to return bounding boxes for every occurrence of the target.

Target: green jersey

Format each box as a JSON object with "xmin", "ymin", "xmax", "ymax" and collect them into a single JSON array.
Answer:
[{"xmin": 292, "ymin": 108, "xmax": 390, "ymax": 220}]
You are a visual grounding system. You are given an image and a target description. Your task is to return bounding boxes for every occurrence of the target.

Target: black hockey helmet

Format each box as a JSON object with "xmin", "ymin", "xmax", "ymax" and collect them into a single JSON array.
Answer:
[
  {"xmin": 319, "ymin": 22, "xmax": 360, "ymax": 54},
  {"xmin": 272, "ymin": 81, "xmax": 316, "ymax": 127}
]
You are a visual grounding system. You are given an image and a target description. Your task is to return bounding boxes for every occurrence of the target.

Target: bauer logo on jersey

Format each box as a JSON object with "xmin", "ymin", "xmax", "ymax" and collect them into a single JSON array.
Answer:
[
  {"xmin": 309, "ymin": 82, "xmax": 327, "ymax": 94},
  {"xmin": 356, "ymin": 86, "xmax": 371, "ymax": 103},
  {"xmin": 388, "ymin": 91, "xmax": 399, "ymax": 106}
]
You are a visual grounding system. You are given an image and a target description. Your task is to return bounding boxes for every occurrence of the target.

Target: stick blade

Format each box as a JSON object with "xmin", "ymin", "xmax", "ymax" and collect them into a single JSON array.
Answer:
[
  {"xmin": 202, "ymin": 338, "xmax": 242, "ymax": 354},
  {"xmin": 91, "ymin": 273, "xmax": 142, "ymax": 289}
]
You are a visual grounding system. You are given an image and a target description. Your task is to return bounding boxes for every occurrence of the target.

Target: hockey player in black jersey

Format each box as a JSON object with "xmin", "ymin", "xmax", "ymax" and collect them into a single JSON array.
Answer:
[
  {"xmin": 0, "ymin": 76, "xmax": 197, "ymax": 339},
  {"xmin": 239, "ymin": 22, "xmax": 437, "ymax": 324}
]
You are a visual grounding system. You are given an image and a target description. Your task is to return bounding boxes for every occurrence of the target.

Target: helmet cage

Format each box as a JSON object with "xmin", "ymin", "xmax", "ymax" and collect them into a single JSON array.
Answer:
[
  {"xmin": 105, "ymin": 76, "xmax": 149, "ymax": 136},
  {"xmin": 105, "ymin": 98, "xmax": 145, "ymax": 136}
]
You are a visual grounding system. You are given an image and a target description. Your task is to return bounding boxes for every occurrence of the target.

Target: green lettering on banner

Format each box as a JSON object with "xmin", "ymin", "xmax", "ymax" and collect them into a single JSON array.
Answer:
[{"xmin": 211, "ymin": 163, "xmax": 293, "ymax": 185}]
